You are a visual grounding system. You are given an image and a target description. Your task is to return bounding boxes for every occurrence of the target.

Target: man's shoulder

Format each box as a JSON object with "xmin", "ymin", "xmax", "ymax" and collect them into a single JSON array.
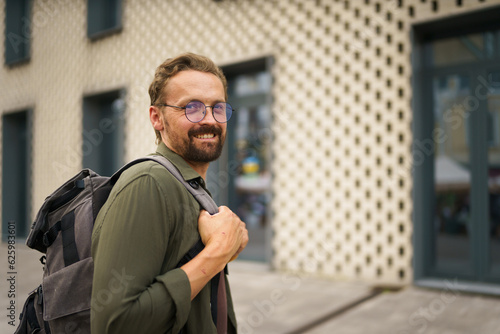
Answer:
[{"xmin": 114, "ymin": 160, "xmax": 180, "ymax": 191}]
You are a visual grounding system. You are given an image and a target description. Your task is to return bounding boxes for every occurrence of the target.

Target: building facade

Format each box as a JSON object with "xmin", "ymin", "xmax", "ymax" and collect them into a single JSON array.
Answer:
[{"xmin": 2, "ymin": 0, "xmax": 500, "ymax": 293}]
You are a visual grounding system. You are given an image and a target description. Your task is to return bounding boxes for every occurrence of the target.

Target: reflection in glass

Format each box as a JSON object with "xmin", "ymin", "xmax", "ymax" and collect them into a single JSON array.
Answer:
[
  {"xmin": 433, "ymin": 75, "xmax": 471, "ymax": 273},
  {"xmin": 227, "ymin": 70, "xmax": 272, "ymax": 261},
  {"xmin": 431, "ymin": 31, "xmax": 497, "ymax": 67},
  {"xmin": 233, "ymin": 104, "xmax": 272, "ymax": 228},
  {"xmin": 487, "ymin": 71, "xmax": 500, "ymax": 275}
]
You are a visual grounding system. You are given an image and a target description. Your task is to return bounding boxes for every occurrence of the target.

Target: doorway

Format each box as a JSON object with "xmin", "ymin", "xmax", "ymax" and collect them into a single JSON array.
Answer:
[
  {"xmin": 208, "ymin": 57, "xmax": 273, "ymax": 262},
  {"xmin": 413, "ymin": 12, "xmax": 500, "ymax": 287}
]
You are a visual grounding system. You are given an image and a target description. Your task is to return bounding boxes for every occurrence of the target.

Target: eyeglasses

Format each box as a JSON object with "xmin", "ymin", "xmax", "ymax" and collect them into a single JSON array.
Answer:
[{"xmin": 156, "ymin": 100, "xmax": 233, "ymax": 123}]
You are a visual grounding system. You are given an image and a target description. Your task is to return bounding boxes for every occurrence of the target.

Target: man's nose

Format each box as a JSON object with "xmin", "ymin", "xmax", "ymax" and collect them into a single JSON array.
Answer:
[{"xmin": 199, "ymin": 106, "xmax": 217, "ymax": 124}]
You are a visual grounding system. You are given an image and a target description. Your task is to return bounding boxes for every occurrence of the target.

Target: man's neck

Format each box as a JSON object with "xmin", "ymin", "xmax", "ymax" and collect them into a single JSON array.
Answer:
[{"xmin": 185, "ymin": 160, "xmax": 209, "ymax": 180}]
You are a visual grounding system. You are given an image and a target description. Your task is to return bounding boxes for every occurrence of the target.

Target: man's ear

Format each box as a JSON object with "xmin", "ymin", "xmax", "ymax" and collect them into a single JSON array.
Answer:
[{"xmin": 149, "ymin": 106, "xmax": 164, "ymax": 131}]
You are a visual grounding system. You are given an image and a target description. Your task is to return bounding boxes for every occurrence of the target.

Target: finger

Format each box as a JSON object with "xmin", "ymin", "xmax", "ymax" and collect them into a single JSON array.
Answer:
[
  {"xmin": 220, "ymin": 206, "xmax": 239, "ymax": 218},
  {"xmin": 239, "ymin": 222, "xmax": 246, "ymax": 233},
  {"xmin": 241, "ymin": 229, "xmax": 249, "ymax": 248},
  {"xmin": 198, "ymin": 210, "xmax": 211, "ymax": 221},
  {"xmin": 229, "ymin": 242, "xmax": 245, "ymax": 262},
  {"xmin": 218, "ymin": 205, "xmax": 229, "ymax": 213}
]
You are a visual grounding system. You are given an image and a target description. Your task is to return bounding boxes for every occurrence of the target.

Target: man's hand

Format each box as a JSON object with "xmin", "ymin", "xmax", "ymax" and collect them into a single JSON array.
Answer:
[
  {"xmin": 181, "ymin": 206, "xmax": 248, "ymax": 300},
  {"xmin": 198, "ymin": 206, "xmax": 249, "ymax": 263}
]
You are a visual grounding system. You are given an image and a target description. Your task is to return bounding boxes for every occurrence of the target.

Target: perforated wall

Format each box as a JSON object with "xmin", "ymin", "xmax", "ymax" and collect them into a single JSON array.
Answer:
[{"xmin": 2, "ymin": 0, "xmax": 500, "ymax": 284}]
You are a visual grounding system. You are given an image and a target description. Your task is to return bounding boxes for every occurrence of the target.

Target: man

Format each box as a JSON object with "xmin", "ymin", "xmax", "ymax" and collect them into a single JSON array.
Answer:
[{"xmin": 91, "ymin": 53, "xmax": 248, "ymax": 333}]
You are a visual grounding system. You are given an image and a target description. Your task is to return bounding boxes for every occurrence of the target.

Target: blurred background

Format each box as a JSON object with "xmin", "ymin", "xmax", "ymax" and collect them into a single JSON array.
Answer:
[{"xmin": 2, "ymin": 0, "xmax": 500, "ymax": 332}]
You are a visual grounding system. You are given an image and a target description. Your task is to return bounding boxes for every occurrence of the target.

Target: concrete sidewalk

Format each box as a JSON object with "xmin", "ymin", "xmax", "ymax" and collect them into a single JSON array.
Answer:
[
  {"xmin": 228, "ymin": 261, "xmax": 500, "ymax": 334},
  {"xmin": 2, "ymin": 242, "xmax": 500, "ymax": 334}
]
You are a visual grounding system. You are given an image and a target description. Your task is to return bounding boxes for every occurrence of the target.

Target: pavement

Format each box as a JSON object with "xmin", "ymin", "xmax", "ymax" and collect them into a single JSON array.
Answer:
[{"xmin": 1, "ymin": 242, "xmax": 500, "ymax": 334}]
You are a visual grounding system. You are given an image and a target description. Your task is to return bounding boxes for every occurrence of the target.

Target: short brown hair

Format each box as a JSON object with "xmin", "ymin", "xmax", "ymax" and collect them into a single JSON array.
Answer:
[{"xmin": 149, "ymin": 53, "xmax": 228, "ymax": 143}]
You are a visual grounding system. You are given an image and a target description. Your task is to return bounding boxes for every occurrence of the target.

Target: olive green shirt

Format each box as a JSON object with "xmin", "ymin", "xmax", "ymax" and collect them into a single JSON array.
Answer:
[{"xmin": 91, "ymin": 143, "xmax": 237, "ymax": 334}]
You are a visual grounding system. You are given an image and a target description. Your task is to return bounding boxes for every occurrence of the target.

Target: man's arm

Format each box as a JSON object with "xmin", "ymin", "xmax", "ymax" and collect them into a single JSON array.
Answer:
[
  {"xmin": 91, "ymin": 172, "xmax": 193, "ymax": 334},
  {"xmin": 91, "ymin": 170, "xmax": 248, "ymax": 332},
  {"xmin": 181, "ymin": 207, "xmax": 249, "ymax": 300}
]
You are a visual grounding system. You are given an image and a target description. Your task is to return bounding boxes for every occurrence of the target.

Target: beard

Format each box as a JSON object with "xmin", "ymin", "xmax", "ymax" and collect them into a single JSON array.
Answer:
[
  {"xmin": 167, "ymin": 123, "xmax": 225, "ymax": 163},
  {"xmin": 185, "ymin": 125, "xmax": 225, "ymax": 162}
]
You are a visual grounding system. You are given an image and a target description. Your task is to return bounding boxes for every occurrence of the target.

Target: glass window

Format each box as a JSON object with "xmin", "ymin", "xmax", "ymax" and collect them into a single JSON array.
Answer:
[
  {"xmin": 87, "ymin": 0, "xmax": 122, "ymax": 39},
  {"xmin": 82, "ymin": 90, "xmax": 125, "ymax": 176},
  {"xmin": 2, "ymin": 110, "xmax": 31, "ymax": 238},
  {"xmin": 4, "ymin": 0, "xmax": 30, "ymax": 65},
  {"xmin": 429, "ymin": 30, "xmax": 500, "ymax": 67}
]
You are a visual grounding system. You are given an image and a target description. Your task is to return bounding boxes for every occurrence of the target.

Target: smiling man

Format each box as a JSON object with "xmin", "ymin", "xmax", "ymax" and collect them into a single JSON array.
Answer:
[
  {"xmin": 153, "ymin": 69, "xmax": 227, "ymax": 169},
  {"xmin": 91, "ymin": 53, "xmax": 248, "ymax": 334}
]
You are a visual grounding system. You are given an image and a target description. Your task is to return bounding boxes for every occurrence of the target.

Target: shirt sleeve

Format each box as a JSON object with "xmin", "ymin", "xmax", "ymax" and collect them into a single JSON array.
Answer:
[{"xmin": 91, "ymin": 170, "xmax": 191, "ymax": 334}]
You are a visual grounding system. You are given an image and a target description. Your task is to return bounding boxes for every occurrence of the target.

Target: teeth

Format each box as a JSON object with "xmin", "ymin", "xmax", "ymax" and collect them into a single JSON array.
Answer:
[{"xmin": 195, "ymin": 134, "xmax": 215, "ymax": 139}]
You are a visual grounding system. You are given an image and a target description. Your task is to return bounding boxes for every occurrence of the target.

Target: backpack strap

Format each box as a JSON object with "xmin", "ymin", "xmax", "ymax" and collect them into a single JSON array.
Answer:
[
  {"xmin": 147, "ymin": 155, "xmax": 219, "ymax": 214},
  {"xmin": 42, "ymin": 211, "xmax": 80, "ymax": 267},
  {"xmin": 110, "ymin": 155, "xmax": 219, "ymax": 214}
]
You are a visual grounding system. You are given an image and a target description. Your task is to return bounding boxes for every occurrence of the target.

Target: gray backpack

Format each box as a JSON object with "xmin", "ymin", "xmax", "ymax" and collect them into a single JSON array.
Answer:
[{"xmin": 15, "ymin": 156, "xmax": 220, "ymax": 334}]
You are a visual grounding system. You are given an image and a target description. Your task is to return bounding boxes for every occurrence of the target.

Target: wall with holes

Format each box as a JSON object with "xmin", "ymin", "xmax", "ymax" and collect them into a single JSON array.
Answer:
[{"xmin": 1, "ymin": 0, "xmax": 499, "ymax": 284}]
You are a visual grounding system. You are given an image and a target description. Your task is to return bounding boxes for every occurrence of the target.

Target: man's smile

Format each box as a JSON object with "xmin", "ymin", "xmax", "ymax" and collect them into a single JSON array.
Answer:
[
  {"xmin": 194, "ymin": 133, "xmax": 216, "ymax": 139},
  {"xmin": 189, "ymin": 125, "xmax": 222, "ymax": 142}
]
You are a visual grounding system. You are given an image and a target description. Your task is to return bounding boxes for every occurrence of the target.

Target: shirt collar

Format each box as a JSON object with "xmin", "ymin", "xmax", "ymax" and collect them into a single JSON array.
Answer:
[{"xmin": 154, "ymin": 142, "xmax": 206, "ymax": 187}]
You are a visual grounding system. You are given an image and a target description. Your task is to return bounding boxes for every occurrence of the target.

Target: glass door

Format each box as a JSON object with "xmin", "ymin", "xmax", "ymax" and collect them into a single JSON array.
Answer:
[
  {"xmin": 427, "ymin": 68, "xmax": 500, "ymax": 282},
  {"xmin": 207, "ymin": 59, "xmax": 273, "ymax": 262},
  {"xmin": 226, "ymin": 72, "xmax": 272, "ymax": 262},
  {"xmin": 432, "ymin": 73, "xmax": 473, "ymax": 276},
  {"xmin": 486, "ymin": 69, "xmax": 500, "ymax": 280},
  {"xmin": 417, "ymin": 27, "xmax": 500, "ymax": 284}
]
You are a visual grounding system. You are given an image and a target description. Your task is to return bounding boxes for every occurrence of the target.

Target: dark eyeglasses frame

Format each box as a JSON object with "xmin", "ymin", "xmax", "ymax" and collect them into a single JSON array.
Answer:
[{"xmin": 156, "ymin": 101, "xmax": 233, "ymax": 123}]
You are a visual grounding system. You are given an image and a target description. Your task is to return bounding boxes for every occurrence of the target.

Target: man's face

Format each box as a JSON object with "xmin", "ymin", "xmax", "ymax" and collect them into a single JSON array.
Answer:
[{"xmin": 159, "ymin": 70, "xmax": 227, "ymax": 165}]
